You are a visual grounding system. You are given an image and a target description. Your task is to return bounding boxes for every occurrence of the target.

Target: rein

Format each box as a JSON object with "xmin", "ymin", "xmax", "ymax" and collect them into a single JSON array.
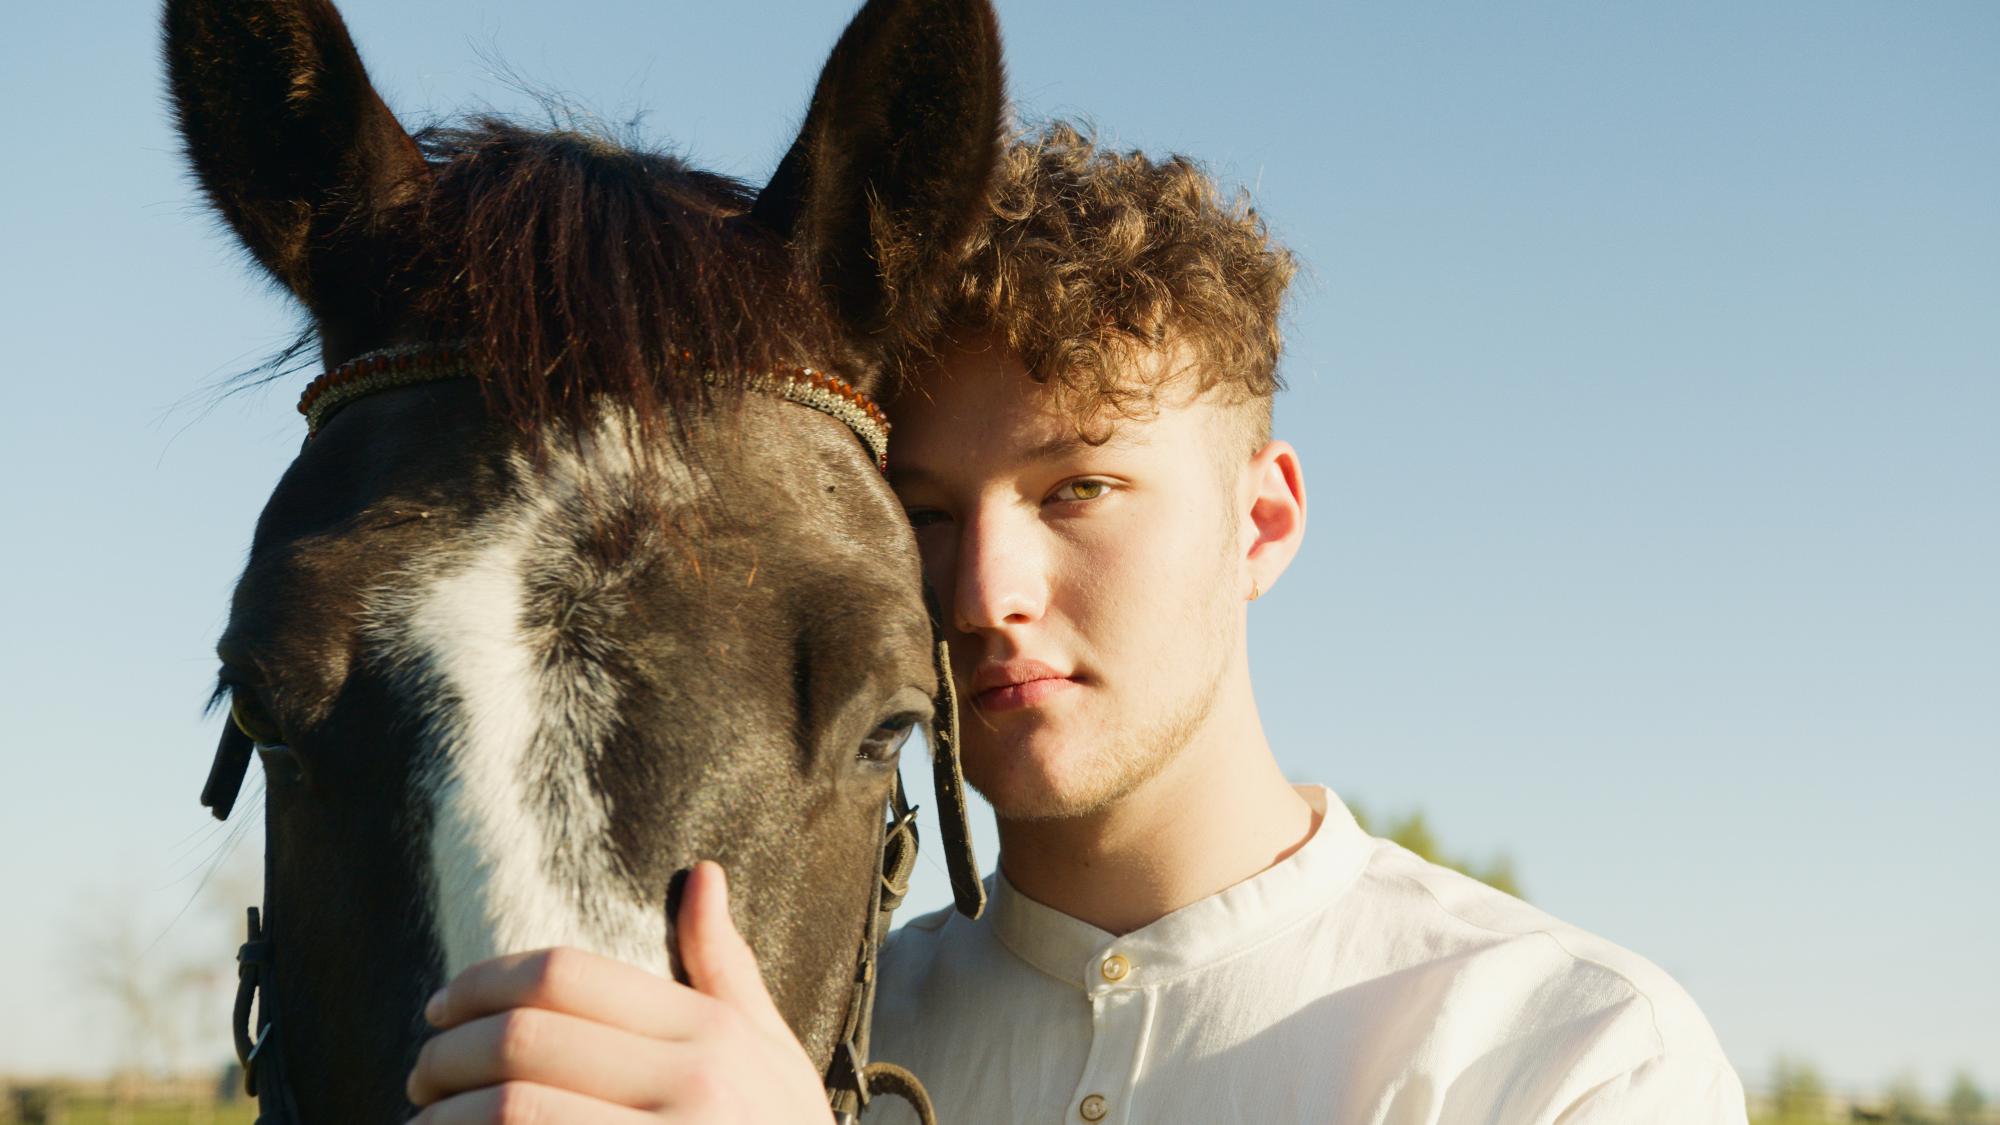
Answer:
[{"xmin": 203, "ymin": 344, "xmax": 985, "ymax": 1123}]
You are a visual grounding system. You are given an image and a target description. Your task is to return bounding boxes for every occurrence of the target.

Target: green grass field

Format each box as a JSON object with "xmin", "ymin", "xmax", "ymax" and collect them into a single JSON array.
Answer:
[
  {"xmin": 64, "ymin": 1111, "xmax": 253, "ymax": 1125},
  {"xmin": 5, "ymin": 1098, "xmax": 255, "ymax": 1125}
]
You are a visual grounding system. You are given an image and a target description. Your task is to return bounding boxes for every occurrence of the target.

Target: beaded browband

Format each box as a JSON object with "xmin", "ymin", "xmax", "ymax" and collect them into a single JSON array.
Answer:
[{"xmin": 296, "ymin": 343, "xmax": 891, "ymax": 470}]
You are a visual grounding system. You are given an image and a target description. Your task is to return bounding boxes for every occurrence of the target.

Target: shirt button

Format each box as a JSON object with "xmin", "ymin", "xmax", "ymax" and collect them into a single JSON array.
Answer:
[
  {"xmin": 1099, "ymin": 953, "xmax": 1131, "ymax": 983},
  {"xmin": 1079, "ymin": 1093, "xmax": 1109, "ymax": 1121}
]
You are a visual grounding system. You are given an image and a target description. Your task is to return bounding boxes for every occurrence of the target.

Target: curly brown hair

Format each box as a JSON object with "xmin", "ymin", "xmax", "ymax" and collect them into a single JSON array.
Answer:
[{"xmin": 888, "ymin": 121, "xmax": 1297, "ymax": 449}]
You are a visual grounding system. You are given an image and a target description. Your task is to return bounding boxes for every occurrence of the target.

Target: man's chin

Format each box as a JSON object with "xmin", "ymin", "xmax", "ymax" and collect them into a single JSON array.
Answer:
[{"xmin": 965, "ymin": 742, "xmax": 1139, "ymax": 823}]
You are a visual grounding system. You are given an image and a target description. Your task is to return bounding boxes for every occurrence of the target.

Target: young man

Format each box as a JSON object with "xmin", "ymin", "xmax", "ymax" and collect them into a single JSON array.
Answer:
[
  {"xmin": 862, "ymin": 123, "xmax": 1746, "ymax": 1124},
  {"xmin": 405, "ymin": 125, "xmax": 1747, "ymax": 1123}
]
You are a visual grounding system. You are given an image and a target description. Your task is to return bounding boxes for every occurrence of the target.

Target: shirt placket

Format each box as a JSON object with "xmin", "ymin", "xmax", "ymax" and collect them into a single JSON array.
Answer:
[{"xmin": 1064, "ymin": 945, "xmax": 1155, "ymax": 1125}]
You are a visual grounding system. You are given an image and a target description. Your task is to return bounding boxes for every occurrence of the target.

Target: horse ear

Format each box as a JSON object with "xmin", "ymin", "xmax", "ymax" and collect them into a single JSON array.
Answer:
[
  {"xmin": 751, "ymin": 0, "xmax": 1004, "ymax": 341},
  {"xmin": 163, "ymin": 0, "xmax": 427, "ymax": 322}
]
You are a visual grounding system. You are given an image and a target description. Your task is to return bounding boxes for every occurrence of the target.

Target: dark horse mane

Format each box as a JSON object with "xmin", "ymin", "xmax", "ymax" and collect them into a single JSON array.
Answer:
[
  {"xmin": 211, "ymin": 116, "xmax": 845, "ymax": 454},
  {"xmin": 403, "ymin": 119, "xmax": 851, "ymax": 447}
]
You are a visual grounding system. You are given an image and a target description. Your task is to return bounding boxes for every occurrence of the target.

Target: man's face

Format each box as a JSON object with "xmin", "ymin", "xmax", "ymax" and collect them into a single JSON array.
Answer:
[{"xmin": 889, "ymin": 336, "xmax": 1246, "ymax": 820}]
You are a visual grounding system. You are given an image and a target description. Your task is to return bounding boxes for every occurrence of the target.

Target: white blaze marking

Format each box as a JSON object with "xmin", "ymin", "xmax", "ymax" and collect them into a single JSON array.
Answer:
[{"xmin": 390, "ymin": 419, "xmax": 673, "ymax": 980}]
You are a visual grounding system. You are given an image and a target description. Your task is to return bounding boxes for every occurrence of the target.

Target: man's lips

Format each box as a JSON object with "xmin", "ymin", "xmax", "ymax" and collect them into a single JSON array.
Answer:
[{"xmin": 970, "ymin": 660, "xmax": 1079, "ymax": 713}]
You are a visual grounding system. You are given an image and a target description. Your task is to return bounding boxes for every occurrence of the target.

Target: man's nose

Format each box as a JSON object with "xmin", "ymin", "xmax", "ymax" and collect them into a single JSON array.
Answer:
[{"xmin": 952, "ymin": 510, "xmax": 1046, "ymax": 634}]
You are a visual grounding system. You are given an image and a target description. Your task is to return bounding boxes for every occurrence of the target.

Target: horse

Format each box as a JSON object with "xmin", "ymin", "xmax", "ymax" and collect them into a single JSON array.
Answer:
[{"xmin": 164, "ymin": 0, "xmax": 1000, "ymax": 1119}]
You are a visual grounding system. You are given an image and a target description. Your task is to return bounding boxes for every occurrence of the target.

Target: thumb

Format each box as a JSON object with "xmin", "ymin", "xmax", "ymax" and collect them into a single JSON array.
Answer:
[{"xmin": 679, "ymin": 860, "xmax": 785, "ymax": 1032}]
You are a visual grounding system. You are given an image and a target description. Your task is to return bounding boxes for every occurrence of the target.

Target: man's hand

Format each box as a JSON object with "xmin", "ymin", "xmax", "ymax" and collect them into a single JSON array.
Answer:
[{"xmin": 408, "ymin": 861, "xmax": 831, "ymax": 1123}]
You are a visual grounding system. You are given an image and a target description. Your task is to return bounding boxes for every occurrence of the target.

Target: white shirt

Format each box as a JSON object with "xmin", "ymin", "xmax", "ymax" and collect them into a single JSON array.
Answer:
[{"xmin": 869, "ymin": 786, "xmax": 1745, "ymax": 1124}]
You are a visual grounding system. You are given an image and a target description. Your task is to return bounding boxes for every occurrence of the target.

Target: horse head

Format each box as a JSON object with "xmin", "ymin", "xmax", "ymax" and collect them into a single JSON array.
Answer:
[{"xmin": 165, "ymin": 0, "xmax": 1001, "ymax": 1118}]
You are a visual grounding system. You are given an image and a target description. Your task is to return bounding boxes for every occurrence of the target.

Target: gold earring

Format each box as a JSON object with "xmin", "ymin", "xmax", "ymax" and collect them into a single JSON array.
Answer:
[{"xmin": 1250, "ymin": 579, "xmax": 1261, "ymax": 602}]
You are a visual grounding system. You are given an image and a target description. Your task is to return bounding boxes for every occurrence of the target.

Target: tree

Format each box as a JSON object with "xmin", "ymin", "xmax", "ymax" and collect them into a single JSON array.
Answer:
[
  {"xmin": 72, "ymin": 899, "xmax": 224, "ymax": 1077},
  {"xmin": 1771, "ymin": 1055, "xmax": 1828, "ymax": 1123},
  {"xmin": 67, "ymin": 845, "xmax": 258, "ymax": 1080},
  {"xmin": 1347, "ymin": 803, "xmax": 1525, "ymax": 899},
  {"xmin": 1946, "ymin": 1071, "xmax": 1987, "ymax": 1125},
  {"xmin": 1885, "ymin": 1071, "xmax": 1931, "ymax": 1124}
]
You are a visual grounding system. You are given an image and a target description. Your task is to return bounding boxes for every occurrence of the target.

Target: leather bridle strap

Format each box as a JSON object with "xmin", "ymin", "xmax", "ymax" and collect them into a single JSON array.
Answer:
[
  {"xmin": 926, "ymin": 603, "xmax": 987, "ymax": 921},
  {"xmin": 231, "ymin": 806, "xmax": 303, "ymax": 1124},
  {"xmin": 294, "ymin": 343, "xmax": 892, "ymax": 470},
  {"xmin": 826, "ymin": 606, "xmax": 983, "ymax": 1123}
]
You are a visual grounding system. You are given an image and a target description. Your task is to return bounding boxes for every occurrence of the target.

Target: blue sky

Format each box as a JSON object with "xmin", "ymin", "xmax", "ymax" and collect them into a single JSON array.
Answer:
[{"xmin": 2, "ymin": 0, "xmax": 1994, "ymax": 1095}]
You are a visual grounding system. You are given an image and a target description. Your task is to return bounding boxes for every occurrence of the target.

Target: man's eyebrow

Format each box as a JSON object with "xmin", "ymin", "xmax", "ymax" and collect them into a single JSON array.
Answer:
[
  {"xmin": 889, "ymin": 431, "xmax": 1138, "ymax": 489},
  {"xmin": 1023, "ymin": 430, "xmax": 1139, "ymax": 461},
  {"xmin": 1019, "ymin": 434, "xmax": 1093, "ymax": 462},
  {"xmin": 886, "ymin": 464, "xmax": 945, "ymax": 490}
]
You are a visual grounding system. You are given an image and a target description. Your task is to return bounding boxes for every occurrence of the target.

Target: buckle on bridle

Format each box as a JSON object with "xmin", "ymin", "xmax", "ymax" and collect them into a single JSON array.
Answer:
[
  {"xmin": 233, "ymin": 908, "xmax": 274, "ymax": 1097},
  {"xmin": 828, "ymin": 1039, "xmax": 870, "ymax": 1116}
]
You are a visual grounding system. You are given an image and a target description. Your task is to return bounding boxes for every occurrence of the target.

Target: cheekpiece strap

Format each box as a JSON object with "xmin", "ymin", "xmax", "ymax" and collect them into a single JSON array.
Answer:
[{"xmin": 926, "ymin": 588, "xmax": 987, "ymax": 919}]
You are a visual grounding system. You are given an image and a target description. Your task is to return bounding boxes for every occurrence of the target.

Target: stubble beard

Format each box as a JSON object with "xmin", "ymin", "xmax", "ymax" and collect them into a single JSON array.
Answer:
[{"xmin": 978, "ymin": 589, "xmax": 1236, "ymax": 824}]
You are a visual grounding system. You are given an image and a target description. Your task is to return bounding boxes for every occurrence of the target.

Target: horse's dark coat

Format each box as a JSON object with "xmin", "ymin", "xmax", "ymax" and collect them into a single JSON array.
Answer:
[{"xmin": 166, "ymin": 0, "xmax": 1002, "ymax": 1119}]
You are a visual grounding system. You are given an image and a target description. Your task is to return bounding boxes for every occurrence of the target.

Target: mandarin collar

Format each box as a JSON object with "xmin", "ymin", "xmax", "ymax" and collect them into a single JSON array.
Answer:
[{"xmin": 989, "ymin": 785, "xmax": 1372, "ymax": 991}]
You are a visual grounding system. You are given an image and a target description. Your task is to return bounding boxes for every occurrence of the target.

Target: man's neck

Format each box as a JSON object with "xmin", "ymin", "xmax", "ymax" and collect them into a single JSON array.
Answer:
[{"xmin": 993, "ymin": 683, "xmax": 1316, "ymax": 936}]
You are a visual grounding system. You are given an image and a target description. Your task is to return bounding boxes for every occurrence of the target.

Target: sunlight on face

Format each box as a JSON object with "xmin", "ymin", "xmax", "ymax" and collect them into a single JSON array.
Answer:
[{"xmin": 889, "ymin": 335, "xmax": 1249, "ymax": 820}]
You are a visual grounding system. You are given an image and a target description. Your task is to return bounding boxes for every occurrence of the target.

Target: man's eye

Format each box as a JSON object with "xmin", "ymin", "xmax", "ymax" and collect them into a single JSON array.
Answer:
[
  {"xmin": 904, "ymin": 507, "xmax": 950, "ymax": 529},
  {"xmin": 1049, "ymin": 479, "xmax": 1110, "ymax": 503}
]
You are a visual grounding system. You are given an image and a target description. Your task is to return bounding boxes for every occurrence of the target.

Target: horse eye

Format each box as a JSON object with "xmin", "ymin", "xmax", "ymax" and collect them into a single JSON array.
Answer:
[
  {"xmin": 229, "ymin": 691, "xmax": 285, "ymax": 747},
  {"xmin": 859, "ymin": 714, "xmax": 920, "ymax": 763}
]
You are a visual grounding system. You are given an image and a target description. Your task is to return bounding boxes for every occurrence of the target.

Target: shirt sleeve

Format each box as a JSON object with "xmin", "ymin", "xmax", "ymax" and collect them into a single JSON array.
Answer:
[{"xmin": 1553, "ymin": 1054, "xmax": 1749, "ymax": 1125}]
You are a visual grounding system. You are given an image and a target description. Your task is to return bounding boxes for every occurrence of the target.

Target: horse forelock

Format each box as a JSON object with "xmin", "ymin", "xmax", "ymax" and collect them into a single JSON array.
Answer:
[{"xmin": 393, "ymin": 120, "xmax": 868, "ymax": 450}]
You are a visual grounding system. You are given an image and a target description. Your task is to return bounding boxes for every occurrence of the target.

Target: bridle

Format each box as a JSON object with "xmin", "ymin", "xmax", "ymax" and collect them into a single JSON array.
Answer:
[{"xmin": 200, "ymin": 344, "xmax": 987, "ymax": 1124}]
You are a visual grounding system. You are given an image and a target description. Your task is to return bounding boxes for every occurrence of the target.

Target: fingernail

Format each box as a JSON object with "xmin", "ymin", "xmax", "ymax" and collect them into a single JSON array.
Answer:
[{"xmin": 424, "ymin": 988, "xmax": 447, "ymax": 1025}]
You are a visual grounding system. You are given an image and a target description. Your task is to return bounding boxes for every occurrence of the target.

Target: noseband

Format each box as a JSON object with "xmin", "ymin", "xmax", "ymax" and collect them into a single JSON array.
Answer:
[{"xmin": 203, "ymin": 344, "xmax": 985, "ymax": 1124}]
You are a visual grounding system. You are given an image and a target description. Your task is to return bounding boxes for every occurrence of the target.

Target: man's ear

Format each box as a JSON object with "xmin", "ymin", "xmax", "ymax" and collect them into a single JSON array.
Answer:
[
  {"xmin": 1242, "ymin": 440, "xmax": 1306, "ymax": 600},
  {"xmin": 163, "ymin": 0, "xmax": 429, "ymax": 327},
  {"xmin": 749, "ymin": 0, "xmax": 1005, "ymax": 342}
]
